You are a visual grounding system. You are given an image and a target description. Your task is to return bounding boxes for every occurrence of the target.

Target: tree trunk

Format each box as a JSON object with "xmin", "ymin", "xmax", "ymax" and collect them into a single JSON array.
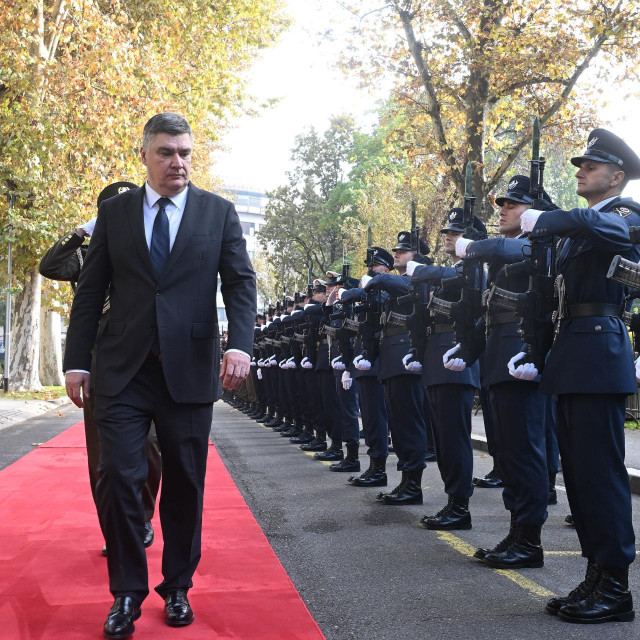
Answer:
[
  {"xmin": 10, "ymin": 269, "xmax": 43, "ymax": 391},
  {"xmin": 39, "ymin": 307, "xmax": 64, "ymax": 386}
]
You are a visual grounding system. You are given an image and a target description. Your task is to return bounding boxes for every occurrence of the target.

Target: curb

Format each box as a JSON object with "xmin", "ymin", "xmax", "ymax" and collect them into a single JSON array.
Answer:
[{"xmin": 471, "ymin": 433, "xmax": 640, "ymax": 496}]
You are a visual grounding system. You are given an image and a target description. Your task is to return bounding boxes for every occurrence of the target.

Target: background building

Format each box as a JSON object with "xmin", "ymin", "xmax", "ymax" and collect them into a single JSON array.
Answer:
[{"xmin": 217, "ymin": 186, "xmax": 268, "ymax": 331}]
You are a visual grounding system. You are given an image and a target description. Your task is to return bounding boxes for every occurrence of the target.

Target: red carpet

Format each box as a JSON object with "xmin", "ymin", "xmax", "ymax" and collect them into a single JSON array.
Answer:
[{"xmin": 0, "ymin": 422, "xmax": 325, "ymax": 639}]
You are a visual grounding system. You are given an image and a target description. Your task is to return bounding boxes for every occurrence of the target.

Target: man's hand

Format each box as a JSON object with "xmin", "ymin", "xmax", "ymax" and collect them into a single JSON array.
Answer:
[
  {"xmin": 220, "ymin": 351, "xmax": 251, "ymax": 391},
  {"xmin": 65, "ymin": 372, "xmax": 90, "ymax": 408}
]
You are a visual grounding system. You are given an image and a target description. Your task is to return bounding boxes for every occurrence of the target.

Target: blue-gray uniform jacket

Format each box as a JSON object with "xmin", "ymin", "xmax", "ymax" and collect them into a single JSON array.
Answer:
[
  {"xmin": 363, "ymin": 273, "xmax": 421, "ymax": 381},
  {"xmin": 339, "ymin": 287, "xmax": 387, "ymax": 379},
  {"xmin": 412, "ymin": 263, "xmax": 481, "ymax": 389},
  {"xmin": 530, "ymin": 197, "xmax": 640, "ymax": 395},
  {"xmin": 464, "ymin": 237, "xmax": 534, "ymax": 388}
]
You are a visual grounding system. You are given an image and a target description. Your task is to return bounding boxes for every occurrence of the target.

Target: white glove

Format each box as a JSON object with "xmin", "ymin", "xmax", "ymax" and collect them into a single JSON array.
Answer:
[
  {"xmin": 406, "ymin": 261, "xmax": 420, "ymax": 277},
  {"xmin": 80, "ymin": 217, "xmax": 97, "ymax": 237},
  {"xmin": 520, "ymin": 209, "xmax": 544, "ymax": 233},
  {"xmin": 361, "ymin": 274, "xmax": 373, "ymax": 288},
  {"xmin": 337, "ymin": 288, "xmax": 345, "ymax": 300},
  {"xmin": 278, "ymin": 359, "xmax": 287, "ymax": 369},
  {"xmin": 331, "ymin": 355, "xmax": 346, "ymax": 371},
  {"xmin": 353, "ymin": 355, "xmax": 371, "ymax": 371},
  {"xmin": 301, "ymin": 356, "xmax": 313, "ymax": 369},
  {"xmin": 402, "ymin": 352, "xmax": 422, "ymax": 372},
  {"xmin": 286, "ymin": 357, "xmax": 296, "ymax": 369},
  {"xmin": 508, "ymin": 351, "xmax": 539, "ymax": 381},
  {"xmin": 443, "ymin": 344, "xmax": 467, "ymax": 371},
  {"xmin": 268, "ymin": 355, "xmax": 277, "ymax": 367},
  {"xmin": 341, "ymin": 370, "xmax": 353, "ymax": 390},
  {"xmin": 257, "ymin": 369, "xmax": 263, "ymax": 380},
  {"xmin": 257, "ymin": 358, "xmax": 264, "ymax": 367},
  {"xmin": 636, "ymin": 356, "xmax": 640, "ymax": 382},
  {"xmin": 455, "ymin": 237, "xmax": 474, "ymax": 258},
  {"xmin": 327, "ymin": 288, "xmax": 338, "ymax": 305},
  {"xmin": 250, "ymin": 358, "xmax": 256, "ymax": 367}
]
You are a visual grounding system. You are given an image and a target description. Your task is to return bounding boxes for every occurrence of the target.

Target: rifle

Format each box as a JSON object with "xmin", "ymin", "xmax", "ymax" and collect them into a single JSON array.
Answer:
[
  {"xmin": 396, "ymin": 201, "xmax": 431, "ymax": 363},
  {"xmin": 433, "ymin": 162, "xmax": 486, "ymax": 362},
  {"xmin": 484, "ymin": 117, "xmax": 556, "ymax": 370}
]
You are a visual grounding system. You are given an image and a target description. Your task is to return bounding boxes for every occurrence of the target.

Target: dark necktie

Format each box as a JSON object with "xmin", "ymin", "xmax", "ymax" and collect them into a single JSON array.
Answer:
[{"xmin": 150, "ymin": 197, "xmax": 171, "ymax": 275}]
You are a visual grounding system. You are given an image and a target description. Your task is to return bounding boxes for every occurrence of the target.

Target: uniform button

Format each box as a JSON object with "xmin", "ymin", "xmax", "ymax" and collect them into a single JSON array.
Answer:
[
  {"xmin": 156, "ymin": 290, "xmax": 162, "ymax": 296},
  {"xmin": 594, "ymin": 325, "xmax": 601, "ymax": 331}
]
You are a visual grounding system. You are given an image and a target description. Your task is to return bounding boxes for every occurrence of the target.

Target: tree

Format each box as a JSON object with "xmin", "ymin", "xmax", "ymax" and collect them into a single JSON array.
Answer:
[
  {"xmin": 337, "ymin": 0, "xmax": 640, "ymax": 218},
  {"xmin": 0, "ymin": 0, "xmax": 287, "ymax": 389},
  {"xmin": 258, "ymin": 115, "xmax": 358, "ymax": 284}
]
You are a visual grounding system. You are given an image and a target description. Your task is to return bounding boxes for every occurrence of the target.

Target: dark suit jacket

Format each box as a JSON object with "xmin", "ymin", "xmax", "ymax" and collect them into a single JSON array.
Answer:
[{"xmin": 63, "ymin": 183, "xmax": 256, "ymax": 403}]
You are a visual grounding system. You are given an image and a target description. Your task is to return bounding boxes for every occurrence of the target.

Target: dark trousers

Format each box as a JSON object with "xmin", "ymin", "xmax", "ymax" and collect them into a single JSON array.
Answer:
[
  {"xmin": 427, "ymin": 384, "xmax": 475, "ymax": 498},
  {"xmin": 424, "ymin": 388, "xmax": 436, "ymax": 456},
  {"xmin": 94, "ymin": 357, "xmax": 213, "ymax": 602},
  {"xmin": 318, "ymin": 370, "xmax": 340, "ymax": 442},
  {"xmin": 489, "ymin": 381, "xmax": 548, "ymax": 527},
  {"xmin": 383, "ymin": 375, "xmax": 427, "ymax": 471},
  {"xmin": 301, "ymin": 370, "xmax": 319, "ymax": 430},
  {"xmin": 334, "ymin": 373, "xmax": 360, "ymax": 444},
  {"xmin": 545, "ymin": 395, "xmax": 559, "ymax": 477},
  {"xmin": 83, "ymin": 392, "xmax": 161, "ymax": 523},
  {"xmin": 357, "ymin": 376, "xmax": 389, "ymax": 459},
  {"xmin": 556, "ymin": 393, "xmax": 635, "ymax": 568},
  {"xmin": 478, "ymin": 387, "xmax": 498, "ymax": 461}
]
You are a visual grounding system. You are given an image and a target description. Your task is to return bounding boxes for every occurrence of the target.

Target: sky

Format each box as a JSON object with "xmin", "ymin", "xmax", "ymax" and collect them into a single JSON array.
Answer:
[{"xmin": 213, "ymin": 0, "xmax": 640, "ymax": 201}]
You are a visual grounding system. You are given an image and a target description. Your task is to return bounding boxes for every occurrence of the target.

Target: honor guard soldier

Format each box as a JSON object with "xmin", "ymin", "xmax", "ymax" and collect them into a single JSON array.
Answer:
[
  {"xmin": 405, "ymin": 209, "xmax": 486, "ymax": 529},
  {"xmin": 519, "ymin": 129, "xmax": 640, "ymax": 623},
  {"xmin": 444, "ymin": 176, "xmax": 557, "ymax": 569},
  {"xmin": 340, "ymin": 247, "xmax": 393, "ymax": 486},
  {"xmin": 362, "ymin": 231, "xmax": 430, "ymax": 505}
]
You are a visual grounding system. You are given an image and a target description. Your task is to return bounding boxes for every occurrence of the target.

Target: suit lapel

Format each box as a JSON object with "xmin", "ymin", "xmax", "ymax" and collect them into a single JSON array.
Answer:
[
  {"xmin": 127, "ymin": 186, "xmax": 156, "ymax": 277},
  {"xmin": 161, "ymin": 183, "xmax": 203, "ymax": 276}
]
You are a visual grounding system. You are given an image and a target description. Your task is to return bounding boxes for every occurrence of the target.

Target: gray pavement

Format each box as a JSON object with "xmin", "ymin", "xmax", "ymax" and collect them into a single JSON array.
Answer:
[
  {"xmin": 0, "ymin": 399, "xmax": 638, "ymax": 639},
  {"xmin": 0, "ymin": 395, "xmax": 70, "ymax": 430}
]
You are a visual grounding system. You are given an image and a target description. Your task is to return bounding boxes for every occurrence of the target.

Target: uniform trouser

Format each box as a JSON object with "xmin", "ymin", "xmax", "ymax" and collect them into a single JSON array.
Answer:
[
  {"xmin": 556, "ymin": 393, "xmax": 635, "ymax": 568},
  {"xmin": 255, "ymin": 367, "xmax": 266, "ymax": 408},
  {"xmin": 301, "ymin": 370, "xmax": 319, "ymax": 429},
  {"xmin": 317, "ymin": 369, "xmax": 341, "ymax": 442},
  {"xmin": 489, "ymin": 381, "xmax": 548, "ymax": 527},
  {"xmin": 427, "ymin": 384, "xmax": 475, "ymax": 498},
  {"xmin": 478, "ymin": 387, "xmax": 498, "ymax": 461},
  {"xmin": 264, "ymin": 366, "xmax": 275, "ymax": 412},
  {"xmin": 283, "ymin": 368, "xmax": 299, "ymax": 422},
  {"xmin": 424, "ymin": 388, "xmax": 436, "ymax": 456},
  {"xmin": 84, "ymin": 392, "xmax": 161, "ymax": 523},
  {"xmin": 545, "ymin": 395, "xmax": 560, "ymax": 477},
  {"xmin": 334, "ymin": 373, "xmax": 360, "ymax": 445},
  {"xmin": 383, "ymin": 375, "xmax": 427, "ymax": 471},
  {"xmin": 277, "ymin": 367, "xmax": 291, "ymax": 420},
  {"xmin": 94, "ymin": 356, "xmax": 213, "ymax": 602},
  {"xmin": 357, "ymin": 376, "xmax": 389, "ymax": 459}
]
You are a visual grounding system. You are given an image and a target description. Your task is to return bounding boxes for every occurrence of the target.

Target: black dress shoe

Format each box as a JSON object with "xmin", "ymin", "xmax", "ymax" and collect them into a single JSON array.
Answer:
[
  {"xmin": 482, "ymin": 524, "xmax": 543, "ymax": 569},
  {"xmin": 419, "ymin": 495, "xmax": 471, "ymax": 530},
  {"xmin": 165, "ymin": 589, "xmax": 194, "ymax": 627},
  {"xmin": 546, "ymin": 559, "xmax": 601, "ymax": 615},
  {"xmin": 103, "ymin": 596, "xmax": 141, "ymax": 639},
  {"xmin": 565, "ymin": 514, "xmax": 575, "ymax": 527},
  {"xmin": 473, "ymin": 469, "xmax": 504, "ymax": 488},
  {"xmin": 558, "ymin": 569, "xmax": 634, "ymax": 623},
  {"xmin": 300, "ymin": 438, "xmax": 327, "ymax": 452},
  {"xmin": 144, "ymin": 521, "xmax": 154, "ymax": 548}
]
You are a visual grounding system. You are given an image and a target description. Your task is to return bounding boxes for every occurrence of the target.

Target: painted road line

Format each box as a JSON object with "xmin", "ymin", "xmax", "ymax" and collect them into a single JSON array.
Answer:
[{"xmin": 435, "ymin": 531, "xmax": 556, "ymax": 598}]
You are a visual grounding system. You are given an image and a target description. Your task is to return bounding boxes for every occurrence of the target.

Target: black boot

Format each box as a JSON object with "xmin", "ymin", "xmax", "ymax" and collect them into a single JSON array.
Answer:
[
  {"xmin": 314, "ymin": 441, "xmax": 344, "ymax": 461},
  {"xmin": 474, "ymin": 512, "xmax": 517, "ymax": 560},
  {"xmin": 377, "ymin": 469, "xmax": 423, "ymax": 505},
  {"xmin": 473, "ymin": 467, "xmax": 503, "ymax": 488},
  {"xmin": 300, "ymin": 437, "xmax": 327, "ymax": 452},
  {"xmin": 565, "ymin": 514, "xmax": 575, "ymax": 527},
  {"xmin": 349, "ymin": 456, "xmax": 387, "ymax": 487},
  {"xmin": 546, "ymin": 559, "xmax": 602, "ymax": 615},
  {"xmin": 255, "ymin": 407, "xmax": 271, "ymax": 423},
  {"xmin": 280, "ymin": 421, "xmax": 301, "ymax": 437},
  {"xmin": 548, "ymin": 472, "xmax": 557, "ymax": 505},
  {"xmin": 330, "ymin": 442, "xmax": 360, "ymax": 472},
  {"xmin": 558, "ymin": 567, "xmax": 634, "ymax": 623},
  {"xmin": 482, "ymin": 523, "xmax": 543, "ymax": 569},
  {"xmin": 272, "ymin": 419, "xmax": 292, "ymax": 432},
  {"xmin": 264, "ymin": 413, "xmax": 282, "ymax": 428},
  {"xmin": 290, "ymin": 427, "xmax": 314, "ymax": 444},
  {"xmin": 419, "ymin": 495, "xmax": 471, "ymax": 530}
]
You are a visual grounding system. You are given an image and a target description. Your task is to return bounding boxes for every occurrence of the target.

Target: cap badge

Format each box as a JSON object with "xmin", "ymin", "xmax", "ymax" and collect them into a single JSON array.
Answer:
[
  {"xmin": 587, "ymin": 136, "xmax": 599, "ymax": 149},
  {"xmin": 508, "ymin": 179, "xmax": 519, "ymax": 190},
  {"xmin": 449, "ymin": 211, "xmax": 457, "ymax": 221},
  {"xmin": 117, "ymin": 186, "xmax": 131, "ymax": 194},
  {"xmin": 373, "ymin": 249, "xmax": 378, "ymax": 256}
]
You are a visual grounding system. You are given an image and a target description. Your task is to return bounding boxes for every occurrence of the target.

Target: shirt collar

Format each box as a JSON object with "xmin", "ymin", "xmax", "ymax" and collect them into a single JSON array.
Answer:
[
  {"xmin": 144, "ymin": 182, "xmax": 189, "ymax": 211},
  {"xmin": 591, "ymin": 195, "xmax": 618, "ymax": 212}
]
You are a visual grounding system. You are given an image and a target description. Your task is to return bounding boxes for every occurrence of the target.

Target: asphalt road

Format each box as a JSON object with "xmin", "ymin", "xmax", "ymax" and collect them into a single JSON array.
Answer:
[{"xmin": 2, "ymin": 402, "xmax": 638, "ymax": 639}]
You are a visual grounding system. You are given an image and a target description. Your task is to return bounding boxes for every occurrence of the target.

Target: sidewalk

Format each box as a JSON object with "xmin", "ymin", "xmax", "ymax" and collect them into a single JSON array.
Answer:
[
  {"xmin": 471, "ymin": 411, "xmax": 640, "ymax": 495},
  {"xmin": 0, "ymin": 395, "xmax": 71, "ymax": 431}
]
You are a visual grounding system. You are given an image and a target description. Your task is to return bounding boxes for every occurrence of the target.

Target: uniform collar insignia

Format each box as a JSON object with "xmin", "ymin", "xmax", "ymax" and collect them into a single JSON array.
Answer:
[{"xmin": 614, "ymin": 206, "xmax": 631, "ymax": 217}]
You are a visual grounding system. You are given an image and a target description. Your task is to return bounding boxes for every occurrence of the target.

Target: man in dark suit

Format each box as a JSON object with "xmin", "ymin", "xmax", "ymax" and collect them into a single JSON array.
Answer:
[{"xmin": 64, "ymin": 113, "xmax": 256, "ymax": 639}]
